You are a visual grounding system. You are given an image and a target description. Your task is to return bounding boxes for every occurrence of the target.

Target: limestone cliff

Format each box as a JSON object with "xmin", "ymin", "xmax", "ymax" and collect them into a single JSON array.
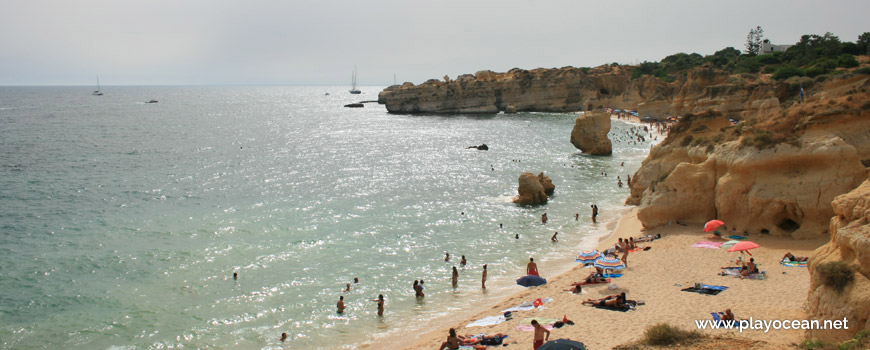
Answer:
[
  {"xmin": 806, "ymin": 179, "xmax": 870, "ymax": 342},
  {"xmin": 570, "ymin": 111, "xmax": 613, "ymax": 155},
  {"xmin": 378, "ymin": 66, "xmax": 634, "ymax": 114},
  {"xmin": 628, "ymin": 72, "xmax": 870, "ymax": 239},
  {"xmin": 378, "ymin": 65, "xmax": 784, "ymax": 119}
]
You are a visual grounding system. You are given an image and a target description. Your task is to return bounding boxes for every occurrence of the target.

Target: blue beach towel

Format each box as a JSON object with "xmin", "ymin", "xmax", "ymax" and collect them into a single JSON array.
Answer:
[
  {"xmin": 700, "ymin": 284, "xmax": 728, "ymax": 291},
  {"xmin": 726, "ymin": 235, "xmax": 747, "ymax": 240},
  {"xmin": 602, "ymin": 273, "xmax": 623, "ymax": 278}
]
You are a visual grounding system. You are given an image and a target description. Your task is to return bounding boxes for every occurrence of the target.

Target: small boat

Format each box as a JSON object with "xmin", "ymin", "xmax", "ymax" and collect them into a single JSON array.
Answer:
[
  {"xmin": 146, "ymin": 99, "xmax": 158, "ymax": 104},
  {"xmin": 349, "ymin": 66, "xmax": 361, "ymax": 94},
  {"xmin": 92, "ymin": 75, "xmax": 104, "ymax": 96}
]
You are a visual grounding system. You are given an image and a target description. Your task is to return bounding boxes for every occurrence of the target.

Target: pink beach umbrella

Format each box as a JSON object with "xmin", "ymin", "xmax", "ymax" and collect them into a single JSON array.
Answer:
[
  {"xmin": 727, "ymin": 241, "xmax": 760, "ymax": 256},
  {"xmin": 704, "ymin": 220, "xmax": 726, "ymax": 232}
]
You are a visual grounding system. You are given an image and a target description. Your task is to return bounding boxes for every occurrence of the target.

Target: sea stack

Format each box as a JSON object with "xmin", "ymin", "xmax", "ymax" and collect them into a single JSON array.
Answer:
[
  {"xmin": 513, "ymin": 172, "xmax": 554, "ymax": 205},
  {"xmin": 570, "ymin": 111, "xmax": 613, "ymax": 155}
]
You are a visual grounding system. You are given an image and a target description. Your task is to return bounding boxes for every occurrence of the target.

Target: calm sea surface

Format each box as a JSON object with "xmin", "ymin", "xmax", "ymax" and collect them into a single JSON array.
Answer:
[{"xmin": 0, "ymin": 86, "xmax": 655, "ymax": 349}]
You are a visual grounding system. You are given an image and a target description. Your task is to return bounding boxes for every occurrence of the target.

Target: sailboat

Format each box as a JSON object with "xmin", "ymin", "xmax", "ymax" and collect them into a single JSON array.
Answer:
[
  {"xmin": 92, "ymin": 75, "xmax": 104, "ymax": 96},
  {"xmin": 349, "ymin": 66, "xmax": 361, "ymax": 94}
]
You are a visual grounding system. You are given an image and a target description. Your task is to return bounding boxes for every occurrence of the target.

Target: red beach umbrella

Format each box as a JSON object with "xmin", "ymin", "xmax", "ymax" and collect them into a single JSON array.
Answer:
[
  {"xmin": 727, "ymin": 241, "xmax": 759, "ymax": 255},
  {"xmin": 704, "ymin": 220, "xmax": 725, "ymax": 232}
]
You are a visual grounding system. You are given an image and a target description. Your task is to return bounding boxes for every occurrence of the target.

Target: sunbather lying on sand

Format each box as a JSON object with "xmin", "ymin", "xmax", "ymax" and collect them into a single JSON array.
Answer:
[
  {"xmin": 572, "ymin": 272, "xmax": 608, "ymax": 285},
  {"xmin": 634, "ymin": 233, "xmax": 661, "ymax": 243},
  {"xmin": 564, "ymin": 284, "xmax": 582, "ymax": 294},
  {"xmin": 458, "ymin": 333, "xmax": 508, "ymax": 346},
  {"xmin": 782, "ymin": 252, "xmax": 808, "ymax": 262},
  {"xmin": 582, "ymin": 292, "xmax": 626, "ymax": 307}
]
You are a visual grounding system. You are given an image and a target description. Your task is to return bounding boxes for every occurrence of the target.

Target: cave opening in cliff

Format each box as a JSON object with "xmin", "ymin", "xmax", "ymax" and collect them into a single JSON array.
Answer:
[
  {"xmin": 777, "ymin": 218, "xmax": 801, "ymax": 233},
  {"xmin": 599, "ymin": 88, "xmax": 609, "ymax": 95}
]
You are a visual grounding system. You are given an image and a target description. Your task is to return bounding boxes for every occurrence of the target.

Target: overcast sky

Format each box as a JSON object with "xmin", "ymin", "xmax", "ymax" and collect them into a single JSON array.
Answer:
[{"xmin": 1, "ymin": 0, "xmax": 867, "ymax": 86}]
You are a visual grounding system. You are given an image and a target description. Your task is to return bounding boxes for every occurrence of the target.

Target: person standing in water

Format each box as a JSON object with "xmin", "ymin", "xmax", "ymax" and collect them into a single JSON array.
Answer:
[
  {"xmin": 337, "ymin": 296, "xmax": 345, "ymax": 313},
  {"xmin": 444, "ymin": 252, "xmax": 450, "ymax": 262},
  {"xmin": 541, "ymin": 213, "xmax": 548, "ymax": 224},
  {"xmin": 527, "ymin": 258, "xmax": 539, "ymax": 276},
  {"xmin": 371, "ymin": 294, "xmax": 385, "ymax": 316},
  {"xmin": 592, "ymin": 205, "xmax": 599, "ymax": 223},
  {"xmin": 551, "ymin": 232, "xmax": 558, "ymax": 242},
  {"xmin": 451, "ymin": 266, "xmax": 458, "ymax": 288},
  {"xmin": 481, "ymin": 264, "xmax": 488, "ymax": 289},
  {"xmin": 460, "ymin": 255, "xmax": 467, "ymax": 266}
]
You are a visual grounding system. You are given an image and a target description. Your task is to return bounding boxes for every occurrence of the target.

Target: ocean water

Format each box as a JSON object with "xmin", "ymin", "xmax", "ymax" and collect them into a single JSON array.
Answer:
[{"xmin": 0, "ymin": 86, "xmax": 656, "ymax": 350}]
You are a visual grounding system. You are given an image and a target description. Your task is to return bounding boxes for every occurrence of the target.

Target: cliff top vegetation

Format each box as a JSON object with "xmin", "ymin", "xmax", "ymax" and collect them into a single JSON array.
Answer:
[{"xmin": 632, "ymin": 31, "xmax": 870, "ymax": 82}]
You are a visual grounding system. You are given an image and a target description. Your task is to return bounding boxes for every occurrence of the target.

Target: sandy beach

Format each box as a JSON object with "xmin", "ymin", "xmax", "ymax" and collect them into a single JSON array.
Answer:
[{"xmin": 403, "ymin": 208, "xmax": 827, "ymax": 349}]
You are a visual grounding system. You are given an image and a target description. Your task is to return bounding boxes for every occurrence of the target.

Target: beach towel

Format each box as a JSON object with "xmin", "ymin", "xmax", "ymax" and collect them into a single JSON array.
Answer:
[
  {"xmin": 501, "ymin": 298, "xmax": 553, "ymax": 313},
  {"xmin": 602, "ymin": 274, "xmax": 622, "ymax": 278},
  {"xmin": 681, "ymin": 287, "xmax": 724, "ymax": 295},
  {"xmin": 700, "ymin": 284, "xmax": 728, "ymax": 291},
  {"xmin": 726, "ymin": 235, "xmax": 747, "ymax": 240},
  {"xmin": 692, "ymin": 241, "xmax": 723, "ymax": 249},
  {"xmin": 781, "ymin": 260, "xmax": 807, "ymax": 267},
  {"xmin": 465, "ymin": 315, "xmax": 506, "ymax": 328}
]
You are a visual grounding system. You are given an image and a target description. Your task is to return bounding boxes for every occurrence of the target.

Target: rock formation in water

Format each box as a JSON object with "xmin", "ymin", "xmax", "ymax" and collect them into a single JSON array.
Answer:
[
  {"xmin": 570, "ymin": 111, "xmax": 613, "ymax": 155},
  {"xmin": 627, "ymin": 71, "xmax": 870, "ymax": 239},
  {"xmin": 806, "ymin": 179, "xmax": 870, "ymax": 342},
  {"xmin": 514, "ymin": 172, "xmax": 554, "ymax": 205}
]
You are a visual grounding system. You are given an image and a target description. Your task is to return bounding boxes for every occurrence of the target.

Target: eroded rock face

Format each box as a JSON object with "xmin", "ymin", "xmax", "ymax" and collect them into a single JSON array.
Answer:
[
  {"xmin": 628, "ymin": 78, "xmax": 870, "ymax": 239},
  {"xmin": 514, "ymin": 172, "xmax": 554, "ymax": 205},
  {"xmin": 378, "ymin": 65, "xmax": 785, "ymax": 118},
  {"xmin": 806, "ymin": 179, "xmax": 870, "ymax": 342},
  {"xmin": 570, "ymin": 112, "xmax": 613, "ymax": 155},
  {"xmin": 634, "ymin": 135, "xmax": 866, "ymax": 239}
]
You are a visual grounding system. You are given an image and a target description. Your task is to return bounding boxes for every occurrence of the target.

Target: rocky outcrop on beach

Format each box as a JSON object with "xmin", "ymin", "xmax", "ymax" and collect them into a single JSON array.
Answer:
[
  {"xmin": 806, "ymin": 179, "xmax": 870, "ymax": 342},
  {"xmin": 570, "ymin": 111, "xmax": 613, "ymax": 155},
  {"xmin": 514, "ymin": 172, "xmax": 554, "ymax": 205},
  {"xmin": 627, "ymin": 71, "xmax": 870, "ymax": 239}
]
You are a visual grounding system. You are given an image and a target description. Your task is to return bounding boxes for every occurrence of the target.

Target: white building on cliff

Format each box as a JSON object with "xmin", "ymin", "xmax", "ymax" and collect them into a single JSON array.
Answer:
[{"xmin": 761, "ymin": 39, "xmax": 792, "ymax": 54}]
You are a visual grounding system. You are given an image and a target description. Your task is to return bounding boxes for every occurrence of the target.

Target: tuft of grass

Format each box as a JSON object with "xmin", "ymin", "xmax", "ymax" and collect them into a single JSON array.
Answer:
[
  {"xmin": 817, "ymin": 261, "xmax": 853, "ymax": 293},
  {"xmin": 641, "ymin": 323, "xmax": 701, "ymax": 346}
]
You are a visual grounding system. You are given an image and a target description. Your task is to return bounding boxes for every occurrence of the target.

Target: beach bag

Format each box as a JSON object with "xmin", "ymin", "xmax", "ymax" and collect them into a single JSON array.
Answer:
[{"xmin": 533, "ymin": 298, "xmax": 543, "ymax": 307}]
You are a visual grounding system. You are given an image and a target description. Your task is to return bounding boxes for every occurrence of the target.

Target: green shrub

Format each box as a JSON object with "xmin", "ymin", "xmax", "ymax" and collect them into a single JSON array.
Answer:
[
  {"xmin": 762, "ymin": 65, "xmax": 778, "ymax": 74},
  {"xmin": 691, "ymin": 136, "xmax": 707, "ymax": 147},
  {"xmin": 712, "ymin": 133, "xmax": 725, "ymax": 143},
  {"xmin": 756, "ymin": 53, "xmax": 782, "ymax": 65},
  {"xmin": 817, "ymin": 261, "xmax": 853, "ymax": 292},
  {"xmin": 837, "ymin": 54, "xmax": 859, "ymax": 68},
  {"xmin": 805, "ymin": 66, "xmax": 828, "ymax": 78},
  {"xmin": 680, "ymin": 135, "xmax": 694, "ymax": 147},
  {"xmin": 752, "ymin": 130, "xmax": 774, "ymax": 148},
  {"xmin": 642, "ymin": 323, "xmax": 700, "ymax": 346},
  {"xmin": 855, "ymin": 67, "xmax": 870, "ymax": 75},
  {"xmin": 773, "ymin": 66, "xmax": 805, "ymax": 80}
]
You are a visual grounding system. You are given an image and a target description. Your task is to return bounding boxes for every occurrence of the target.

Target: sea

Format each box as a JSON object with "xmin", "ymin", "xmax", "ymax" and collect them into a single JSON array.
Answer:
[{"xmin": 0, "ymin": 86, "xmax": 657, "ymax": 350}]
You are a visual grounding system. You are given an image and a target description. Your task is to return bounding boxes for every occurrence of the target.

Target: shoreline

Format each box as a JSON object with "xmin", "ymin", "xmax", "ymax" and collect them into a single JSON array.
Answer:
[{"xmin": 400, "ymin": 207, "xmax": 827, "ymax": 349}]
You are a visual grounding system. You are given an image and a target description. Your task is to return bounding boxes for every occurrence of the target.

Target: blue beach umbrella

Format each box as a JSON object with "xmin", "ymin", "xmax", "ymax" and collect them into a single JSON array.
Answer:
[
  {"xmin": 575, "ymin": 250, "xmax": 601, "ymax": 264},
  {"xmin": 593, "ymin": 256, "xmax": 625, "ymax": 271},
  {"xmin": 537, "ymin": 339, "xmax": 586, "ymax": 350},
  {"xmin": 516, "ymin": 275, "xmax": 547, "ymax": 287}
]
